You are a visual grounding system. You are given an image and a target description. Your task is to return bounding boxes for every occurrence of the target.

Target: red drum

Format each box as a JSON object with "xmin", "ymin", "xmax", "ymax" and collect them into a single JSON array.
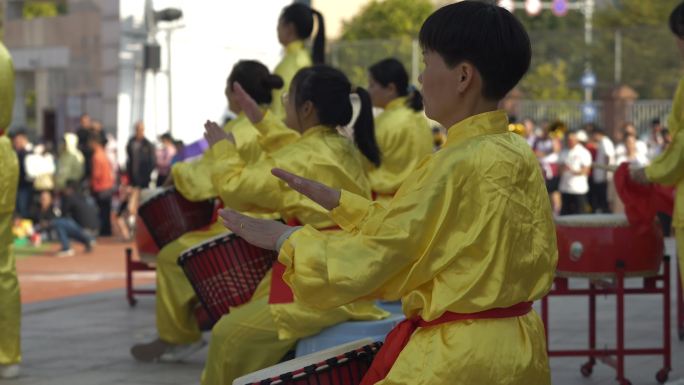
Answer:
[
  {"xmin": 135, "ymin": 215, "xmax": 159, "ymax": 262},
  {"xmin": 233, "ymin": 339, "xmax": 382, "ymax": 385},
  {"xmin": 138, "ymin": 187, "xmax": 215, "ymax": 249},
  {"xmin": 555, "ymin": 214, "xmax": 664, "ymax": 278},
  {"xmin": 178, "ymin": 232, "xmax": 275, "ymax": 325}
]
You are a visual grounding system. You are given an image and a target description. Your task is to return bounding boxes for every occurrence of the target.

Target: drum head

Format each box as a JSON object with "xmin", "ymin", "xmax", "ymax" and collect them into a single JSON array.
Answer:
[
  {"xmin": 232, "ymin": 338, "xmax": 375, "ymax": 385},
  {"xmin": 554, "ymin": 213, "xmax": 629, "ymax": 227}
]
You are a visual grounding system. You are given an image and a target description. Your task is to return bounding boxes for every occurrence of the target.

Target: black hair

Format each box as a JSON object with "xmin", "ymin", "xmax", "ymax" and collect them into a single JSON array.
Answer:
[
  {"xmin": 281, "ymin": 3, "xmax": 326, "ymax": 64},
  {"xmin": 368, "ymin": 58, "xmax": 423, "ymax": 112},
  {"xmin": 291, "ymin": 65, "xmax": 381, "ymax": 167},
  {"xmin": 652, "ymin": 117, "xmax": 661, "ymax": 125},
  {"xmin": 228, "ymin": 60, "xmax": 283, "ymax": 105},
  {"xmin": 670, "ymin": 2, "xmax": 684, "ymax": 38},
  {"xmin": 419, "ymin": 1, "xmax": 531, "ymax": 101}
]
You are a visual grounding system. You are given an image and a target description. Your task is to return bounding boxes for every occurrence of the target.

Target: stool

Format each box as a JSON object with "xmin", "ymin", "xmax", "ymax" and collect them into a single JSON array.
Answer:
[
  {"xmin": 125, "ymin": 247, "xmax": 156, "ymax": 306},
  {"xmin": 295, "ymin": 313, "xmax": 404, "ymax": 357}
]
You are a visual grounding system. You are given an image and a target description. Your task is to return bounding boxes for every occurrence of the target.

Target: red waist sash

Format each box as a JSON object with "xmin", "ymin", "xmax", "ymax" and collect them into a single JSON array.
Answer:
[
  {"xmin": 268, "ymin": 218, "xmax": 340, "ymax": 304},
  {"xmin": 360, "ymin": 301, "xmax": 534, "ymax": 385}
]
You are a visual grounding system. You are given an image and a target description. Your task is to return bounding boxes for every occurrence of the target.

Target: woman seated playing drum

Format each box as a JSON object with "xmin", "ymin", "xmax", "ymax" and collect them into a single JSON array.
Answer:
[
  {"xmin": 221, "ymin": 3, "xmax": 557, "ymax": 384},
  {"xmin": 131, "ymin": 60, "xmax": 299, "ymax": 363},
  {"xmin": 366, "ymin": 58, "xmax": 433, "ymax": 203},
  {"xmin": 198, "ymin": 65, "xmax": 388, "ymax": 385}
]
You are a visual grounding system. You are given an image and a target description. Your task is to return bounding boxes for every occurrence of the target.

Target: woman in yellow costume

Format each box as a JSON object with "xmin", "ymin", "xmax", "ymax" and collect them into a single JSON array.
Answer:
[
  {"xmin": 366, "ymin": 58, "xmax": 432, "ymax": 203},
  {"xmin": 131, "ymin": 60, "xmax": 298, "ymax": 362},
  {"xmin": 199, "ymin": 65, "xmax": 388, "ymax": 385},
  {"xmin": 632, "ymin": 0, "xmax": 684, "ymax": 304},
  {"xmin": 0, "ymin": 41, "xmax": 21, "ymax": 380},
  {"xmin": 221, "ymin": 3, "xmax": 557, "ymax": 384},
  {"xmin": 271, "ymin": 3, "xmax": 325, "ymax": 118}
]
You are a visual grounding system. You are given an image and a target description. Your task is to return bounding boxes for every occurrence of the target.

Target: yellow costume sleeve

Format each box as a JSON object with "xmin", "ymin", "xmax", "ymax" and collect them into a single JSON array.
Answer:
[
  {"xmin": 253, "ymin": 111, "xmax": 300, "ymax": 153},
  {"xmin": 213, "ymin": 126, "xmax": 371, "ymax": 227},
  {"xmin": 279, "ymin": 110, "xmax": 557, "ymax": 321},
  {"xmin": 271, "ymin": 41, "xmax": 312, "ymax": 119},
  {"xmin": 645, "ymin": 77, "xmax": 684, "ymax": 185},
  {"xmin": 369, "ymin": 98, "xmax": 433, "ymax": 197},
  {"xmin": 0, "ymin": 42, "xmax": 18, "ymax": 213},
  {"xmin": 0, "ymin": 42, "xmax": 13, "ymax": 132}
]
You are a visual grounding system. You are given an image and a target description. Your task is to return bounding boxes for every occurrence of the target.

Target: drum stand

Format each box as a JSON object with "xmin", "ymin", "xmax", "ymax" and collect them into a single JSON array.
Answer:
[
  {"xmin": 125, "ymin": 247, "xmax": 156, "ymax": 306},
  {"xmin": 541, "ymin": 256, "xmax": 672, "ymax": 385}
]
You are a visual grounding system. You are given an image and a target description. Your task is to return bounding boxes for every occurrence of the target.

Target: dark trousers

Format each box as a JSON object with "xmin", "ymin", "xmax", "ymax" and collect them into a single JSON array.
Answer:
[
  {"xmin": 52, "ymin": 218, "xmax": 93, "ymax": 251},
  {"xmin": 590, "ymin": 182, "xmax": 610, "ymax": 213},
  {"xmin": 561, "ymin": 193, "xmax": 588, "ymax": 215},
  {"xmin": 94, "ymin": 191, "xmax": 113, "ymax": 236},
  {"xmin": 15, "ymin": 185, "xmax": 33, "ymax": 219}
]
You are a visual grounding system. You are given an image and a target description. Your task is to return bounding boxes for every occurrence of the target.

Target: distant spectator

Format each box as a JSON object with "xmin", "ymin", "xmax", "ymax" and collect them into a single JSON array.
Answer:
[
  {"xmin": 590, "ymin": 128, "xmax": 615, "ymax": 213},
  {"xmin": 61, "ymin": 180, "xmax": 99, "ymax": 236},
  {"xmin": 559, "ymin": 130, "xmax": 592, "ymax": 215},
  {"xmin": 55, "ymin": 133, "xmax": 84, "ymax": 190},
  {"xmin": 92, "ymin": 120, "xmax": 119, "ymax": 175},
  {"xmin": 641, "ymin": 118, "xmax": 665, "ymax": 160},
  {"xmin": 155, "ymin": 132, "xmax": 177, "ymax": 187},
  {"xmin": 90, "ymin": 133, "xmax": 115, "ymax": 236},
  {"xmin": 25, "ymin": 143, "xmax": 56, "ymax": 192},
  {"xmin": 10, "ymin": 130, "xmax": 34, "ymax": 218},
  {"xmin": 616, "ymin": 134, "xmax": 649, "ymax": 167},
  {"xmin": 522, "ymin": 117, "xmax": 538, "ymax": 147},
  {"xmin": 76, "ymin": 113, "xmax": 94, "ymax": 181},
  {"xmin": 31, "ymin": 190, "xmax": 95, "ymax": 257},
  {"xmin": 126, "ymin": 121, "xmax": 156, "ymax": 224},
  {"xmin": 615, "ymin": 122, "xmax": 648, "ymax": 160}
]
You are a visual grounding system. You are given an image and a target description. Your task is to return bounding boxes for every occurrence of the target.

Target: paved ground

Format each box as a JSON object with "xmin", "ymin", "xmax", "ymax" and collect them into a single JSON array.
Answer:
[{"xmin": 2, "ymin": 238, "xmax": 683, "ymax": 385}]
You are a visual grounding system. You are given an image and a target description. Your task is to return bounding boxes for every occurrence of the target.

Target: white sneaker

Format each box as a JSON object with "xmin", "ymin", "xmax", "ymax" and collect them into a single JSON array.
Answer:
[
  {"xmin": 0, "ymin": 364, "xmax": 20, "ymax": 379},
  {"xmin": 159, "ymin": 340, "xmax": 207, "ymax": 363},
  {"xmin": 55, "ymin": 248, "xmax": 75, "ymax": 258},
  {"xmin": 131, "ymin": 338, "xmax": 206, "ymax": 363}
]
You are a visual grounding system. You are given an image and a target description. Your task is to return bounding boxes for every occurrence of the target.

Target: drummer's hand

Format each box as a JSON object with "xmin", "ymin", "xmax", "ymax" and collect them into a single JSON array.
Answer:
[
  {"xmin": 271, "ymin": 168, "xmax": 341, "ymax": 211},
  {"xmin": 219, "ymin": 209, "xmax": 289, "ymax": 250},
  {"xmin": 204, "ymin": 120, "xmax": 234, "ymax": 146},
  {"xmin": 629, "ymin": 166, "xmax": 649, "ymax": 184},
  {"xmin": 233, "ymin": 82, "xmax": 264, "ymax": 124}
]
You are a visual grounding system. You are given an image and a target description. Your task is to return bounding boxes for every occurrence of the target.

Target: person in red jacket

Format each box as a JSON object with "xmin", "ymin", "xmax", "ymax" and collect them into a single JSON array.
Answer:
[{"xmin": 89, "ymin": 133, "xmax": 114, "ymax": 236}]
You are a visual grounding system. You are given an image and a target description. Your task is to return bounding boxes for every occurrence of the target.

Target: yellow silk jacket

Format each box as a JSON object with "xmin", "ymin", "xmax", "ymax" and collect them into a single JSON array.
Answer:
[
  {"xmin": 0, "ymin": 42, "xmax": 18, "ymax": 214},
  {"xmin": 646, "ymin": 77, "xmax": 684, "ymax": 228},
  {"xmin": 271, "ymin": 41, "xmax": 311, "ymax": 119},
  {"xmin": 368, "ymin": 97, "xmax": 432, "ymax": 199},
  {"xmin": 172, "ymin": 112, "xmax": 298, "ymax": 202}
]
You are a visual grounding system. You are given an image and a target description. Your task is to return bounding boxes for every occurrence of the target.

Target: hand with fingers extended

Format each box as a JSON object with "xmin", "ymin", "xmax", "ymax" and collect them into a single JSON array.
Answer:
[
  {"xmin": 232, "ymin": 82, "xmax": 264, "ymax": 124},
  {"xmin": 219, "ymin": 208, "xmax": 290, "ymax": 250},
  {"xmin": 203, "ymin": 120, "xmax": 234, "ymax": 147},
  {"xmin": 271, "ymin": 168, "xmax": 341, "ymax": 211}
]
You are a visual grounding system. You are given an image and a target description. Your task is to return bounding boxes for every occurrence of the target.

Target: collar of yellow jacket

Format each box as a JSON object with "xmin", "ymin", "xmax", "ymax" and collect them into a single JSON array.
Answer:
[
  {"xmin": 285, "ymin": 40, "xmax": 306, "ymax": 54},
  {"xmin": 385, "ymin": 96, "xmax": 407, "ymax": 111},
  {"xmin": 444, "ymin": 109, "xmax": 509, "ymax": 148},
  {"xmin": 301, "ymin": 125, "xmax": 330, "ymax": 139}
]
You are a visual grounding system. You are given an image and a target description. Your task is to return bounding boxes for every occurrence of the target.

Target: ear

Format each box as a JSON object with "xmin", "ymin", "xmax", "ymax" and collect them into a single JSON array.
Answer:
[
  {"xmin": 386, "ymin": 82, "xmax": 398, "ymax": 97},
  {"xmin": 455, "ymin": 62, "xmax": 475, "ymax": 93},
  {"xmin": 300, "ymin": 100, "xmax": 315, "ymax": 120}
]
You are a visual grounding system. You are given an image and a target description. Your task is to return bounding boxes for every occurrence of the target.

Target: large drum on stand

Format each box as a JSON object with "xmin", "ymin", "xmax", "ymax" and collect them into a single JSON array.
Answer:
[{"xmin": 555, "ymin": 213, "xmax": 664, "ymax": 278}]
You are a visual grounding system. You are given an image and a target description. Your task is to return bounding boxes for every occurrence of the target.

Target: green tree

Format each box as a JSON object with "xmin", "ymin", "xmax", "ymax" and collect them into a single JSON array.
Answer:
[
  {"xmin": 331, "ymin": 0, "xmax": 434, "ymax": 86},
  {"xmin": 22, "ymin": 1, "xmax": 64, "ymax": 20},
  {"xmin": 522, "ymin": 59, "xmax": 582, "ymax": 100}
]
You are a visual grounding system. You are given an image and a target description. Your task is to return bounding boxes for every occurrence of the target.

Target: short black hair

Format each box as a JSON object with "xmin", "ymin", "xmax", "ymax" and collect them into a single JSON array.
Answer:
[
  {"xmin": 228, "ymin": 60, "xmax": 283, "ymax": 105},
  {"xmin": 419, "ymin": 1, "xmax": 531, "ymax": 101},
  {"xmin": 670, "ymin": 1, "xmax": 684, "ymax": 38},
  {"xmin": 651, "ymin": 117, "xmax": 661, "ymax": 126}
]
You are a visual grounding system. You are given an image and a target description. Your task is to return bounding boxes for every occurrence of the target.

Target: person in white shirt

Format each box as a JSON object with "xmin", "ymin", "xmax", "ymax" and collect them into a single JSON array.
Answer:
[
  {"xmin": 616, "ymin": 134, "xmax": 649, "ymax": 167},
  {"xmin": 559, "ymin": 130, "xmax": 592, "ymax": 215},
  {"xmin": 640, "ymin": 118, "xmax": 665, "ymax": 160},
  {"xmin": 615, "ymin": 122, "xmax": 648, "ymax": 160},
  {"xmin": 590, "ymin": 128, "xmax": 615, "ymax": 213}
]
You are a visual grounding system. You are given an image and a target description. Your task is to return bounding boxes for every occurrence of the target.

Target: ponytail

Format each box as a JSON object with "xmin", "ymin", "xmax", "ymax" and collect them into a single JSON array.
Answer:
[
  {"xmin": 406, "ymin": 85, "xmax": 424, "ymax": 112},
  {"xmin": 311, "ymin": 9, "xmax": 326, "ymax": 64},
  {"xmin": 353, "ymin": 87, "xmax": 381, "ymax": 167}
]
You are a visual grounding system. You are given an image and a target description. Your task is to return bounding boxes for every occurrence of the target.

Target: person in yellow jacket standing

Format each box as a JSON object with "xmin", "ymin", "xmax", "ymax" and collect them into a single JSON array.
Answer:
[
  {"xmin": 632, "ymin": 1, "xmax": 684, "ymax": 295},
  {"xmin": 199, "ymin": 65, "xmax": 388, "ymax": 385},
  {"xmin": 367, "ymin": 58, "xmax": 433, "ymax": 203},
  {"xmin": 131, "ymin": 60, "xmax": 298, "ymax": 362},
  {"xmin": 271, "ymin": 3, "xmax": 325, "ymax": 118},
  {"xmin": 220, "ymin": 3, "xmax": 557, "ymax": 384},
  {"xmin": 0, "ymin": 41, "xmax": 21, "ymax": 380}
]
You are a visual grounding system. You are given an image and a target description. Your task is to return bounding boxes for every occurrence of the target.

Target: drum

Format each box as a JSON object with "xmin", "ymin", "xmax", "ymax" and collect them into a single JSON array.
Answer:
[
  {"xmin": 233, "ymin": 339, "xmax": 382, "ymax": 385},
  {"xmin": 134, "ymin": 215, "xmax": 158, "ymax": 263},
  {"xmin": 555, "ymin": 214, "xmax": 664, "ymax": 278},
  {"xmin": 138, "ymin": 187, "xmax": 215, "ymax": 249},
  {"xmin": 178, "ymin": 232, "xmax": 275, "ymax": 325}
]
